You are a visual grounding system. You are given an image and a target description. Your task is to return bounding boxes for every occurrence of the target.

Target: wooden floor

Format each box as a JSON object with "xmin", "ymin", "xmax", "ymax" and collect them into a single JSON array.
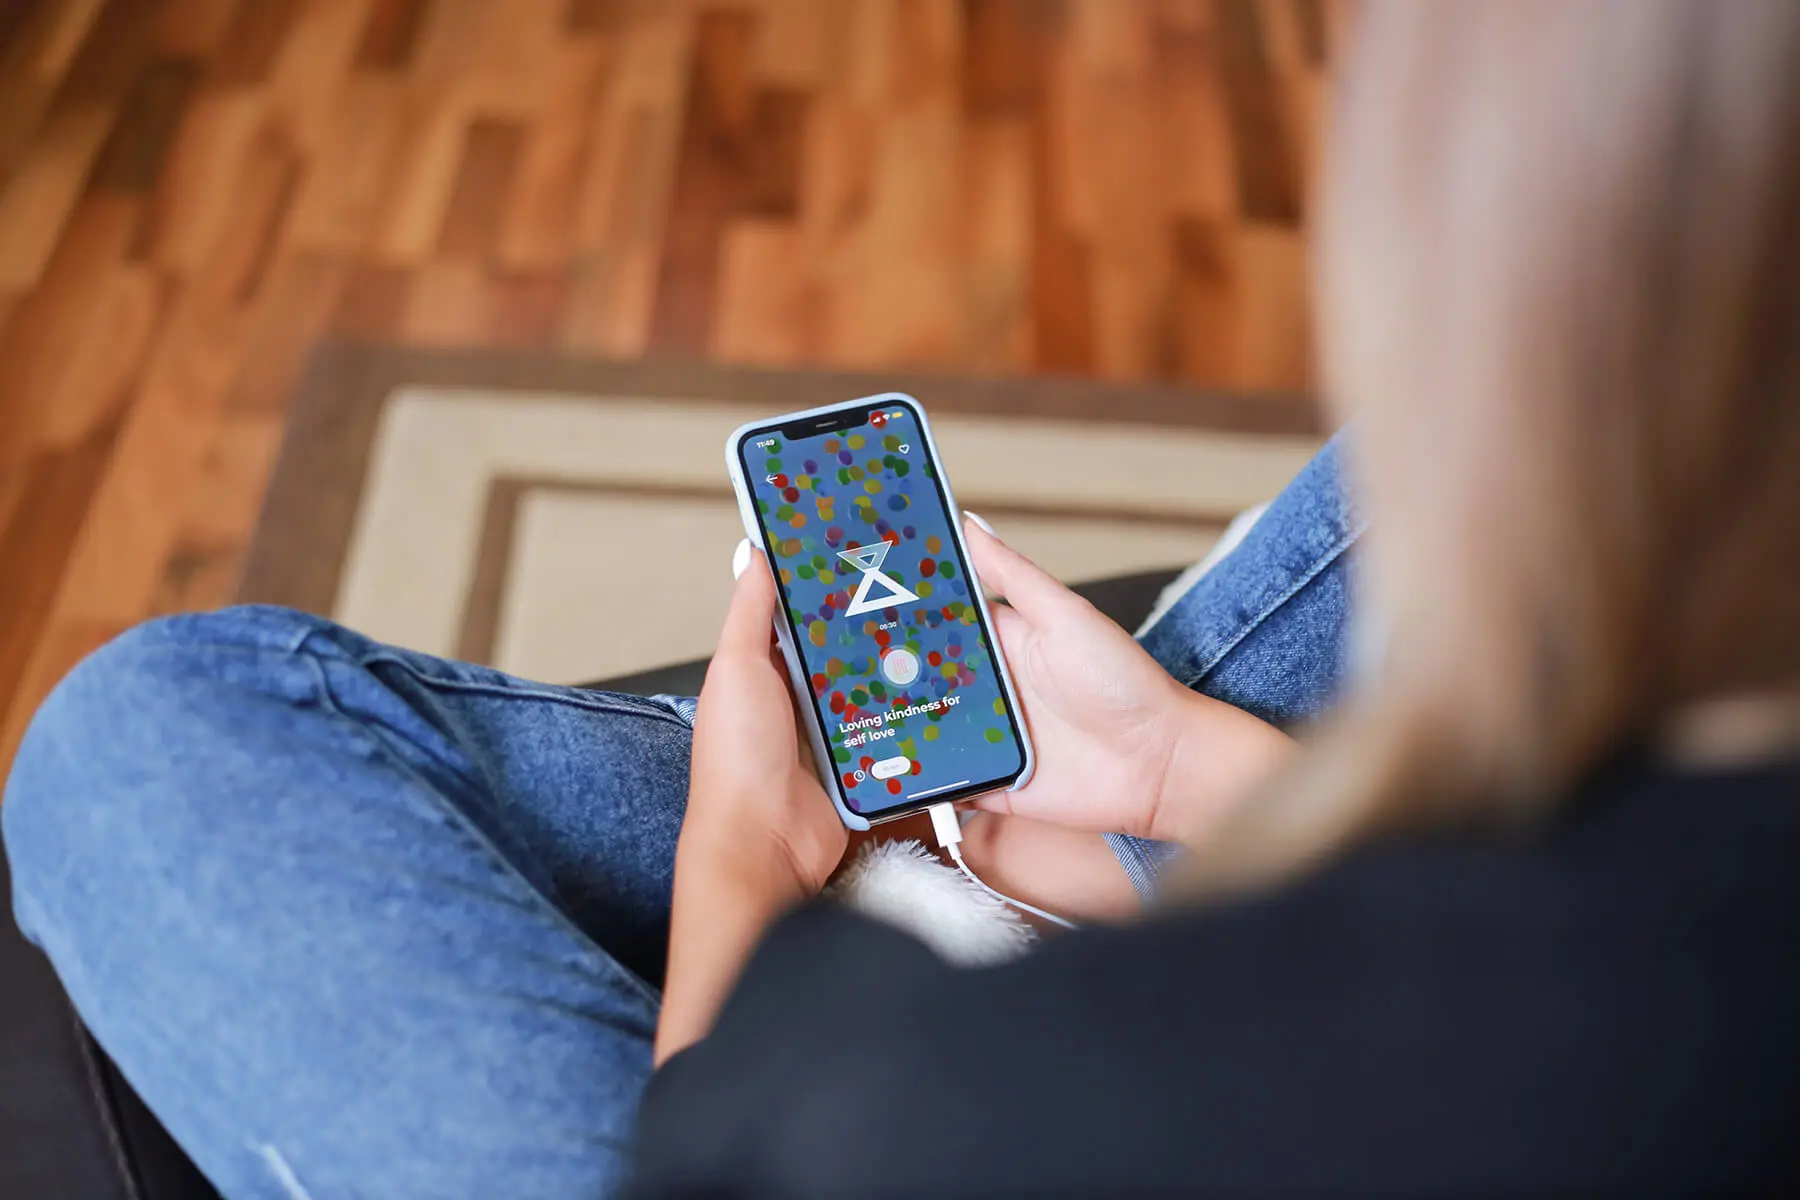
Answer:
[{"xmin": 0, "ymin": 0, "xmax": 1336, "ymax": 768}]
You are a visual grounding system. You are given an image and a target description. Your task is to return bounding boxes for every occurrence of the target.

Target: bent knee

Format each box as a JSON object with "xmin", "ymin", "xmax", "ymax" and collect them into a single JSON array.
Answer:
[
  {"xmin": 2, "ymin": 608, "xmax": 329, "ymax": 915},
  {"xmin": 8, "ymin": 606, "xmax": 325, "ymax": 772}
]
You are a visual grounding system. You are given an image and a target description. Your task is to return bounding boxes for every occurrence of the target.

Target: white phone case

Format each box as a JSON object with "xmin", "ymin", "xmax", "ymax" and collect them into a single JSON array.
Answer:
[{"xmin": 724, "ymin": 393, "xmax": 1036, "ymax": 830}]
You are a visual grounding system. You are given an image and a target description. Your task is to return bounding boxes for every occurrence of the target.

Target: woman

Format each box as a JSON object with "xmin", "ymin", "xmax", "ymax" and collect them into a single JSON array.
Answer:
[{"xmin": 9, "ymin": 0, "xmax": 1800, "ymax": 1193}]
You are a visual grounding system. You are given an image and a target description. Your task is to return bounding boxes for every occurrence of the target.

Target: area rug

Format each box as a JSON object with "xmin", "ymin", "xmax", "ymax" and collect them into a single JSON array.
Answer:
[{"xmin": 239, "ymin": 347, "xmax": 1324, "ymax": 685}]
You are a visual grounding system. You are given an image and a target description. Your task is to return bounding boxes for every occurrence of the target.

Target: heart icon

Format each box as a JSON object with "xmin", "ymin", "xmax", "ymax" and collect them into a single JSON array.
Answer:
[{"xmin": 898, "ymin": 443, "xmax": 910, "ymax": 453}]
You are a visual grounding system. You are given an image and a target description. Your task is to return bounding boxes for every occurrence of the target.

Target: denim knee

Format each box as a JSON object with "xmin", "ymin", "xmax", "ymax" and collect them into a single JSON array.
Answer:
[{"xmin": 2, "ymin": 608, "xmax": 326, "ymax": 937}]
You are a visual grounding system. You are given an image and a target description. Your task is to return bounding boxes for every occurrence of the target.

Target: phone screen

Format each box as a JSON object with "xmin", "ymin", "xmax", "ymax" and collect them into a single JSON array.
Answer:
[{"xmin": 739, "ymin": 400, "xmax": 1027, "ymax": 820}]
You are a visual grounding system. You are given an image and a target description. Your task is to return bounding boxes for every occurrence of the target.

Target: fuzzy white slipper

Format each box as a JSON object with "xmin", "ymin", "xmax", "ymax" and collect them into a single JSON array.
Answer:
[{"xmin": 828, "ymin": 839, "xmax": 1036, "ymax": 966}]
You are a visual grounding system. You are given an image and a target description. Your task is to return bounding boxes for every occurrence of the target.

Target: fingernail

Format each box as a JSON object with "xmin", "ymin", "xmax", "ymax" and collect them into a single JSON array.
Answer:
[
  {"xmin": 963, "ymin": 511, "xmax": 996, "ymax": 536},
  {"xmin": 731, "ymin": 537, "xmax": 753, "ymax": 579}
]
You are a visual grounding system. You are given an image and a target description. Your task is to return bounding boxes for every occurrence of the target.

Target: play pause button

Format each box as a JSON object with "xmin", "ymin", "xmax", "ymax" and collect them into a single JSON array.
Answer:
[{"xmin": 881, "ymin": 648, "xmax": 920, "ymax": 686}]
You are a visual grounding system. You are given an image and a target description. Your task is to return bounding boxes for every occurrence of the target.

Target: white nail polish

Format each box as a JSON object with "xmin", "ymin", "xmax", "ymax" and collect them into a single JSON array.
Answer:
[
  {"xmin": 732, "ymin": 537, "xmax": 753, "ymax": 579},
  {"xmin": 964, "ymin": 510, "xmax": 996, "ymax": 536}
]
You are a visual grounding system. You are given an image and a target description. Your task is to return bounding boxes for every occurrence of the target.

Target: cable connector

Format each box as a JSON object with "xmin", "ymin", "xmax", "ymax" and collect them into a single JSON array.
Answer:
[
  {"xmin": 927, "ymin": 802, "xmax": 1077, "ymax": 931},
  {"xmin": 928, "ymin": 800, "xmax": 965, "ymax": 852}
]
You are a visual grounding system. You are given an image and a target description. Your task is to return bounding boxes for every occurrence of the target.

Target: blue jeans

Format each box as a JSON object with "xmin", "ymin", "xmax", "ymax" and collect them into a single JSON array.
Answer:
[{"xmin": 3, "ymin": 436, "xmax": 1361, "ymax": 1198}]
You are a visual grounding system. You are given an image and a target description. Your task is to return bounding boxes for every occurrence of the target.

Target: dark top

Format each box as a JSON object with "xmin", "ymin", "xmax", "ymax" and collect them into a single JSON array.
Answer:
[{"xmin": 629, "ymin": 756, "xmax": 1800, "ymax": 1196}]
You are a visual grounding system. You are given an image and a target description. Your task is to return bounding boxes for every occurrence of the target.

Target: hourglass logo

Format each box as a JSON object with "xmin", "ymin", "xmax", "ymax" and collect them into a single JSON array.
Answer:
[{"xmin": 837, "ymin": 541, "xmax": 921, "ymax": 617}]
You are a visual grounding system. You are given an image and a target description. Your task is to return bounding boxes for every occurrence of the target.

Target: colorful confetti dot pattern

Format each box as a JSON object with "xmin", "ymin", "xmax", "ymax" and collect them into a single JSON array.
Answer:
[{"xmin": 743, "ymin": 406, "xmax": 1024, "ymax": 815}]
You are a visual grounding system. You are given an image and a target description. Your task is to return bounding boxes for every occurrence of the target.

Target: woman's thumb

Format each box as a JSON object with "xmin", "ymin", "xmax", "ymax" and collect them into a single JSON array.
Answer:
[
  {"xmin": 963, "ymin": 513, "xmax": 1067, "ymax": 620},
  {"xmin": 719, "ymin": 539, "xmax": 776, "ymax": 655}
]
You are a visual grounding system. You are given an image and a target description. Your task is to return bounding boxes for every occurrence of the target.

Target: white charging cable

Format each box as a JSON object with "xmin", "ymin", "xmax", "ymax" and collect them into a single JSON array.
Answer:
[{"xmin": 928, "ymin": 802, "xmax": 1079, "ymax": 931}]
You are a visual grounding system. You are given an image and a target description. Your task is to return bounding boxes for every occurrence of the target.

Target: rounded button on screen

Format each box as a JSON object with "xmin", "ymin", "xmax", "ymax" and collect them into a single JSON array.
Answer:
[
  {"xmin": 871, "ymin": 755, "xmax": 912, "ymax": 780},
  {"xmin": 881, "ymin": 647, "xmax": 920, "ymax": 686}
]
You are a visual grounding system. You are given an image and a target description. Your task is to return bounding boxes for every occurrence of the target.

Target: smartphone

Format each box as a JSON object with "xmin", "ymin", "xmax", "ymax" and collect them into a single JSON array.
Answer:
[{"xmin": 726, "ymin": 394, "xmax": 1034, "ymax": 830}]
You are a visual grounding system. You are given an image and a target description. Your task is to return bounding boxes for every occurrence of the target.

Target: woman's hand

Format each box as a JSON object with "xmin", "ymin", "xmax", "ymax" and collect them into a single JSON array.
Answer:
[
  {"xmin": 679, "ymin": 547, "xmax": 848, "ymax": 894},
  {"xmin": 657, "ymin": 548, "xmax": 847, "ymax": 1064},
  {"xmin": 963, "ymin": 515, "xmax": 1294, "ymax": 847}
]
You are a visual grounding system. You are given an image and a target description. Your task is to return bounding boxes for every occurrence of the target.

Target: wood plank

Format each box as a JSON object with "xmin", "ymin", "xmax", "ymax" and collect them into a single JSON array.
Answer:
[
  {"xmin": 648, "ymin": 8, "xmax": 757, "ymax": 354},
  {"xmin": 209, "ymin": 0, "xmax": 298, "ymax": 88},
  {"xmin": 89, "ymin": 56, "xmax": 202, "ymax": 193},
  {"xmin": 50, "ymin": 0, "xmax": 158, "ymax": 109},
  {"xmin": 1031, "ymin": 227, "xmax": 1096, "ymax": 374},
  {"xmin": 0, "ymin": 194, "xmax": 141, "ymax": 464},
  {"xmin": 564, "ymin": 0, "xmax": 624, "ymax": 37},
  {"xmin": 573, "ymin": 96, "xmax": 682, "ymax": 251},
  {"xmin": 407, "ymin": 0, "xmax": 513, "ymax": 86},
  {"xmin": 795, "ymin": 93, "xmax": 872, "ymax": 249},
  {"xmin": 1231, "ymin": 220, "xmax": 1310, "ymax": 389},
  {"xmin": 1288, "ymin": 0, "xmax": 1328, "ymax": 67},
  {"xmin": 49, "ymin": 287, "xmax": 245, "ymax": 628},
  {"xmin": 405, "ymin": 263, "xmax": 568, "ymax": 347},
  {"xmin": 0, "ymin": 103, "xmax": 114, "ymax": 290},
  {"xmin": 496, "ymin": 43, "xmax": 607, "ymax": 268},
  {"xmin": 157, "ymin": 0, "xmax": 243, "ymax": 58},
  {"xmin": 285, "ymin": 76, "xmax": 405, "ymax": 253},
  {"xmin": 1028, "ymin": 22, "xmax": 1095, "ymax": 373},
  {"xmin": 0, "ymin": 426, "xmax": 120, "ymax": 747},
  {"xmin": 332, "ymin": 260, "xmax": 413, "ymax": 339},
  {"xmin": 437, "ymin": 117, "xmax": 525, "ymax": 259},
  {"xmin": 741, "ymin": 88, "xmax": 807, "ymax": 219},
  {"xmin": 847, "ymin": 98, "xmax": 964, "ymax": 367},
  {"xmin": 265, "ymin": 0, "xmax": 377, "ymax": 135},
  {"xmin": 962, "ymin": 0, "xmax": 1035, "ymax": 117},
  {"xmin": 1212, "ymin": 0, "xmax": 1300, "ymax": 224},
  {"xmin": 0, "ymin": 1, "xmax": 45, "ymax": 68},
  {"xmin": 0, "ymin": 0, "xmax": 106, "ymax": 179},
  {"xmin": 458, "ymin": 0, "xmax": 572, "ymax": 118},
  {"xmin": 1151, "ymin": 0, "xmax": 1208, "ymax": 33},
  {"xmin": 355, "ymin": 0, "xmax": 431, "ymax": 69},
  {"xmin": 959, "ymin": 115, "xmax": 1032, "ymax": 371},
  {"xmin": 0, "ymin": 464, "xmax": 29, "ymax": 546},
  {"xmin": 753, "ymin": 0, "xmax": 830, "ymax": 89},
  {"xmin": 601, "ymin": 3, "xmax": 691, "ymax": 107},
  {"xmin": 225, "ymin": 250, "xmax": 351, "ymax": 413},
  {"xmin": 1029, "ymin": 2, "xmax": 1096, "ymax": 239},
  {"xmin": 370, "ymin": 89, "xmax": 471, "ymax": 262},
  {"xmin": 712, "ymin": 219, "xmax": 818, "ymax": 365},
  {"xmin": 559, "ymin": 243, "xmax": 660, "ymax": 357},
  {"xmin": 890, "ymin": 0, "xmax": 960, "ymax": 110},
  {"xmin": 1069, "ymin": 0, "xmax": 1154, "ymax": 76},
  {"xmin": 963, "ymin": 115, "xmax": 1033, "ymax": 272},
  {"xmin": 33, "ymin": 263, "xmax": 166, "ymax": 451},
  {"xmin": 1154, "ymin": 26, "xmax": 1237, "ymax": 220},
  {"xmin": 1082, "ymin": 11, "xmax": 1179, "ymax": 380},
  {"xmin": 35, "ymin": 0, "xmax": 113, "ymax": 90},
  {"xmin": 401, "ymin": 259, "xmax": 487, "ymax": 343},
  {"xmin": 181, "ymin": 118, "xmax": 302, "ymax": 305},
  {"xmin": 484, "ymin": 269, "xmax": 568, "ymax": 346},
  {"xmin": 154, "ymin": 411, "xmax": 284, "ymax": 614},
  {"xmin": 131, "ymin": 88, "xmax": 267, "ymax": 273},
  {"xmin": 1278, "ymin": 52, "xmax": 1327, "ymax": 202}
]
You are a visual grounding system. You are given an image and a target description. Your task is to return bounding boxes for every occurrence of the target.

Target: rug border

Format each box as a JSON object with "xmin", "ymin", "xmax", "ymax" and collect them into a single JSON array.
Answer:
[{"xmin": 237, "ymin": 343, "xmax": 1322, "ymax": 614}]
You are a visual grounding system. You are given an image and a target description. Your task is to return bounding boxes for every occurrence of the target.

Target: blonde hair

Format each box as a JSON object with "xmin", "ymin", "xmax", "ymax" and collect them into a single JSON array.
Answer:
[{"xmin": 1187, "ymin": 0, "xmax": 1800, "ymax": 895}]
